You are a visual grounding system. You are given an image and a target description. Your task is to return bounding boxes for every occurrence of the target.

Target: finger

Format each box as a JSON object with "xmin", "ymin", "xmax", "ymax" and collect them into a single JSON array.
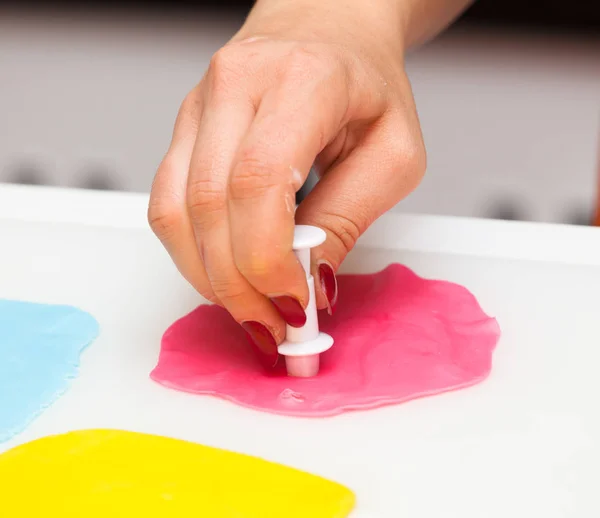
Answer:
[
  {"xmin": 295, "ymin": 112, "xmax": 426, "ymax": 314},
  {"xmin": 227, "ymin": 49, "xmax": 386, "ymax": 322},
  {"xmin": 227, "ymin": 88, "xmax": 315, "ymax": 324},
  {"xmin": 186, "ymin": 67, "xmax": 284, "ymax": 366},
  {"xmin": 148, "ymin": 86, "xmax": 219, "ymax": 304}
]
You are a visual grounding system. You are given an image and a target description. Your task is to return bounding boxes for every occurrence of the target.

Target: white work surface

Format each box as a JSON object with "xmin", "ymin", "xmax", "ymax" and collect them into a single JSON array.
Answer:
[{"xmin": 1, "ymin": 184, "xmax": 600, "ymax": 517}]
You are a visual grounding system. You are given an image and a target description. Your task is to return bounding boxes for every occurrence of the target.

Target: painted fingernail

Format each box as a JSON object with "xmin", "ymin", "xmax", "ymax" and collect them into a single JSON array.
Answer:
[
  {"xmin": 241, "ymin": 321, "xmax": 279, "ymax": 368},
  {"xmin": 270, "ymin": 296, "xmax": 307, "ymax": 328},
  {"xmin": 318, "ymin": 262, "xmax": 338, "ymax": 315}
]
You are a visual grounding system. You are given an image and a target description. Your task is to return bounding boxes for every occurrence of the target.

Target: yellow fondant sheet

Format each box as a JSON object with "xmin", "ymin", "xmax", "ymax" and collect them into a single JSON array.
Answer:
[{"xmin": 0, "ymin": 429, "xmax": 355, "ymax": 518}]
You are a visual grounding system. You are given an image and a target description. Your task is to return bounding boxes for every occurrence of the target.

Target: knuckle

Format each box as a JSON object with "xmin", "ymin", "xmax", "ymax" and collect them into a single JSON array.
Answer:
[
  {"xmin": 207, "ymin": 47, "xmax": 242, "ymax": 99},
  {"xmin": 403, "ymin": 138, "xmax": 427, "ymax": 172},
  {"xmin": 229, "ymin": 151, "xmax": 281, "ymax": 200},
  {"xmin": 326, "ymin": 213, "xmax": 363, "ymax": 255},
  {"xmin": 148, "ymin": 163, "xmax": 183, "ymax": 242},
  {"xmin": 179, "ymin": 89, "xmax": 201, "ymax": 120},
  {"xmin": 208, "ymin": 47, "xmax": 235, "ymax": 76},
  {"xmin": 308, "ymin": 209, "xmax": 364, "ymax": 258},
  {"xmin": 405, "ymin": 141, "xmax": 427, "ymax": 187},
  {"xmin": 187, "ymin": 178, "xmax": 226, "ymax": 218},
  {"xmin": 209, "ymin": 277, "xmax": 248, "ymax": 304},
  {"xmin": 387, "ymin": 134, "xmax": 427, "ymax": 191},
  {"xmin": 175, "ymin": 90, "xmax": 202, "ymax": 132},
  {"xmin": 148, "ymin": 198, "xmax": 181, "ymax": 243}
]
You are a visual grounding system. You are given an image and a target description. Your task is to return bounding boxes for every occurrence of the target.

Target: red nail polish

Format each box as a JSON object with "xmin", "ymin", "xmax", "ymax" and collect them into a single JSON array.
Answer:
[
  {"xmin": 270, "ymin": 296, "xmax": 307, "ymax": 328},
  {"xmin": 241, "ymin": 321, "xmax": 279, "ymax": 368},
  {"xmin": 318, "ymin": 263, "xmax": 338, "ymax": 315}
]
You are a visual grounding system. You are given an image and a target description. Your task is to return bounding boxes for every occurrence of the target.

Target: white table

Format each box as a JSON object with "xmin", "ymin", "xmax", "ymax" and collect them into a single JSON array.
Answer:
[{"xmin": 1, "ymin": 183, "xmax": 599, "ymax": 517}]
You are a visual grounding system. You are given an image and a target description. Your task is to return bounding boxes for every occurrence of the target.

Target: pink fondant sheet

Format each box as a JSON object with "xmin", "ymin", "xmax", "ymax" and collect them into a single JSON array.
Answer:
[{"xmin": 150, "ymin": 264, "xmax": 500, "ymax": 417}]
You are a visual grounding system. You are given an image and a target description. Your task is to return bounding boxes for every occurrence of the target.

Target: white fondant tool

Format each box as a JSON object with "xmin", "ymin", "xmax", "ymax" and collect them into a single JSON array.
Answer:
[{"xmin": 277, "ymin": 225, "xmax": 334, "ymax": 377}]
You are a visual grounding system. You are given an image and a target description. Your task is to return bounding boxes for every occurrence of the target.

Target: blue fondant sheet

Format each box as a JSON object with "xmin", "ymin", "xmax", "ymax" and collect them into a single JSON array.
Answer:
[{"xmin": 0, "ymin": 300, "xmax": 99, "ymax": 442}]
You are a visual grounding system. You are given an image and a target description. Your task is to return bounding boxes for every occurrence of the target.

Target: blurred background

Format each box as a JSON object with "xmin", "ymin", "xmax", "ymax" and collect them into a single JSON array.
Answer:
[{"xmin": 0, "ymin": 1, "xmax": 599, "ymax": 224}]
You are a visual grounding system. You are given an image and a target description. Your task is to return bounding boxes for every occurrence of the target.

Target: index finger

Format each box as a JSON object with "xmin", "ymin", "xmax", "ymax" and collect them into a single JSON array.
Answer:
[{"xmin": 227, "ymin": 49, "xmax": 384, "ymax": 311}]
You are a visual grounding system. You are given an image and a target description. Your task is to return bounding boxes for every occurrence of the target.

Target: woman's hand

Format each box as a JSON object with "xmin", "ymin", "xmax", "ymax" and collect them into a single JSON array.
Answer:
[{"xmin": 148, "ymin": 0, "xmax": 427, "ymax": 367}]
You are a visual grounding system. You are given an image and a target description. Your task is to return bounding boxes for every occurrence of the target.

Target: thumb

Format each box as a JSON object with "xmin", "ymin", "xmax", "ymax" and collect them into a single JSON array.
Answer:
[{"xmin": 295, "ymin": 118, "xmax": 426, "ymax": 313}]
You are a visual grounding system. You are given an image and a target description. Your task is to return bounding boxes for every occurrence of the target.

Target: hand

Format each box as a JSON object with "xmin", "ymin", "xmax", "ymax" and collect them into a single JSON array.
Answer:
[{"xmin": 148, "ymin": 0, "xmax": 426, "ymax": 367}]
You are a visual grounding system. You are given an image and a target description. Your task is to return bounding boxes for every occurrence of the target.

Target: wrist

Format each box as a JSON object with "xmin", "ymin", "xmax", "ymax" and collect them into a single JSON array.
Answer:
[{"xmin": 233, "ymin": 0, "xmax": 408, "ymax": 57}]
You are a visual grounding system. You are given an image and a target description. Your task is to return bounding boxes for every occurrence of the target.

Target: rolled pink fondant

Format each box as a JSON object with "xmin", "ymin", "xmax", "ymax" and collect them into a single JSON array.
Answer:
[{"xmin": 150, "ymin": 264, "xmax": 500, "ymax": 417}]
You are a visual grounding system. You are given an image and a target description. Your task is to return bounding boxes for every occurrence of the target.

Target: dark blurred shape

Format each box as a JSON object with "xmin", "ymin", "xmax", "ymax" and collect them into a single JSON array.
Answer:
[
  {"xmin": 295, "ymin": 182, "xmax": 313, "ymax": 205},
  {"xmin": 295, "ymin": 168, "xmax": 319, "ymax": 205},
  {"xmin": 564, "ymin": 208, "xmax": 593, "ymax": 226},
  {"xmin": 0, "ymin": 1, "xmax": 250, "ymax": 19},
  {"xmin": 462, "ymin": 0, "xmax": 600, "ymax": 35},
  {"xmin": 486, "ymin": 200, "xmax": 526, "ymax": 221},
  {"xmin": 80, "ymin": 169, "xmax": 118, "ymax": 191},
  {"xmin": 8, "ymin": 164, "xmax": 46, "ymax": 186}
]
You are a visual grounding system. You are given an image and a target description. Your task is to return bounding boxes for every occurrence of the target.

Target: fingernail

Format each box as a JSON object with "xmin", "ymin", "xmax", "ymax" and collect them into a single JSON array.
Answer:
[
  {"xmin": 241, "ymin": 321, "xmax": 279, "ymax": 368},
  {"xmin": 318, "ymin": 262, "xmax": 338, "ymax": 315},
  {"xmin": 270, "ymin": 296, "xmax": 307, "ymax": 328}
]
